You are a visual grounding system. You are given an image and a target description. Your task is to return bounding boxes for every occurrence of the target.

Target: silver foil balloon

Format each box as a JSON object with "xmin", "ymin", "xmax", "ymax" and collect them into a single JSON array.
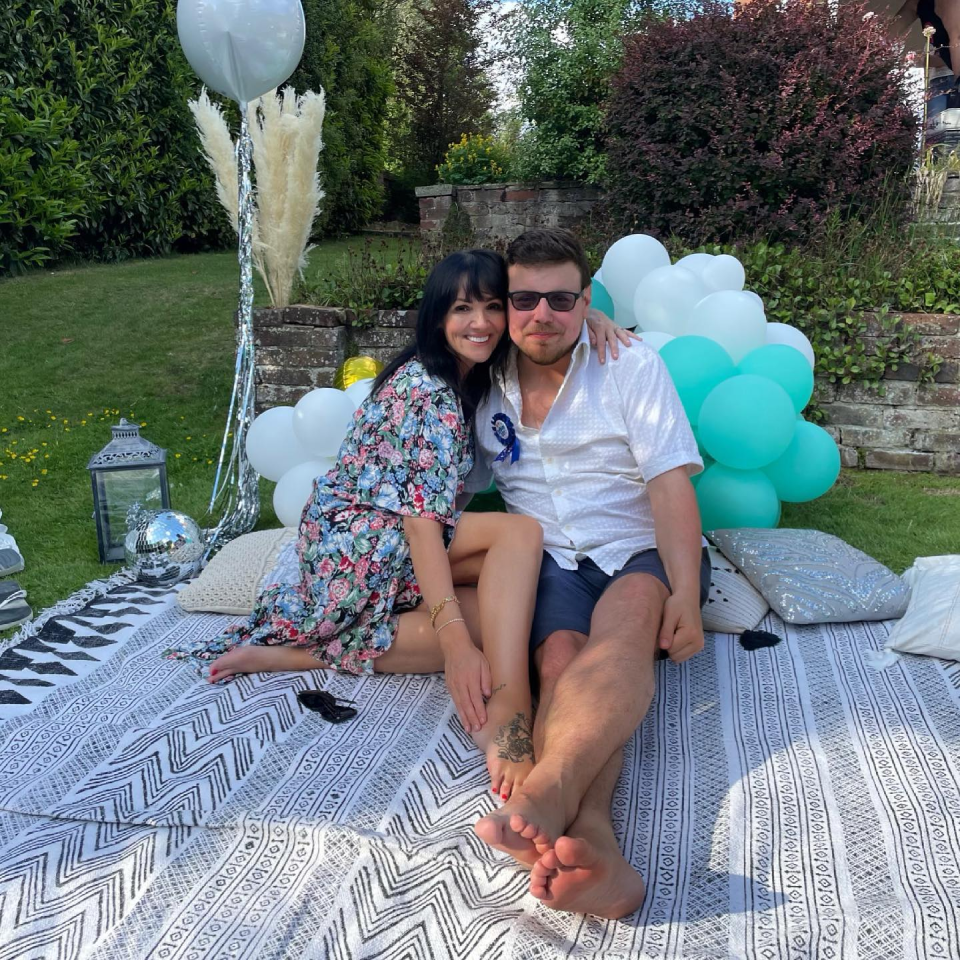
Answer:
[
  {"xmin": 124, "ymin": 511, "xmax": 205, "ymax": 587},
  {"xmin": 176, "ymin": 0, "xmax": 306, "ymax": 104}
]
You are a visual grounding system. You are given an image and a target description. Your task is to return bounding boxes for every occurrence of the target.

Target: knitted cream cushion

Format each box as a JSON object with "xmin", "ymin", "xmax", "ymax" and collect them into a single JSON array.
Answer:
[
  {"xmin": 177, "ymin": 528, "xmax": 297, "ymax": 615},
  {"xmin": 701, "ymin": 545, "xmax": 770, "ymax": 635}
]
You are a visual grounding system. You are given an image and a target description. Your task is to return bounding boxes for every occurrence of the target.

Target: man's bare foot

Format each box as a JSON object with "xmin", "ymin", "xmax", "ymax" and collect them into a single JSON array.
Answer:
[
  {"xmin": 473, "ymin": 760, "xmax": 577, "ymax": 866},
  {"xmin": 209, "ymin": 645, "xmax": 323, "ymax": 683},
  {"xmin": 470, "ymin": 693, "xmax": 535, "ymax": 800},
  {"xmin": 528, "ymin": 814, "xmax": 646, "ymax": 920}
]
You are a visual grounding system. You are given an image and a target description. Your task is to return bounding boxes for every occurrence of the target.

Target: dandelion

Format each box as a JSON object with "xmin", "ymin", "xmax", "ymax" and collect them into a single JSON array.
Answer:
[
  {"xmin": 41, "ymin": 469, "xmax": 47, "ymax": 475},
  {"xmin": 140, "ymin": 422, "xmax": 147, "ymax": 427},
  {"xmin": 17, "ymin": 416, "xmax": 24, "ymax": 421},
  {"xmin": 0, "ymin": 428, "xmax": 6, "ymax": 434},
  {"xmin": 175, "ymin": 453, "xmax": 182, "ymax": 458},
  {"xmin": 186, "ymin": 436, "xmax": 192, "ymax": 441},
  {"xmin": 41, "ymin": 442, "xmax": 47, "ymax": 447}
]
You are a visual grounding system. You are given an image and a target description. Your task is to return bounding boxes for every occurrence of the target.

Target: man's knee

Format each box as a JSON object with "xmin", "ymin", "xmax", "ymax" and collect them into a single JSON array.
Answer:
[{"xmin": 535, "ymin": 630, "xmax": 587, "ymax": 685}]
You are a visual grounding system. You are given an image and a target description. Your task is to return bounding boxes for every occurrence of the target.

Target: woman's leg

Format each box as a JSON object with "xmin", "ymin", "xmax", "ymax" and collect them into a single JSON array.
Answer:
[{"xmin": 446, "ymin": 512, "xmax": 543, "ymax": 797}]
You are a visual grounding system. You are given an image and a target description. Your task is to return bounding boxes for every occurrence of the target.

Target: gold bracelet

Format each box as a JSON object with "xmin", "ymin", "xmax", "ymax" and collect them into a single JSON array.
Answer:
[
  {"xmin": 435, "ymin": 617, "xmax": 466, "ymax": 634},
  {"xmin": 429, "ymin": 595, "xmax": 459, "ymax": 627}
]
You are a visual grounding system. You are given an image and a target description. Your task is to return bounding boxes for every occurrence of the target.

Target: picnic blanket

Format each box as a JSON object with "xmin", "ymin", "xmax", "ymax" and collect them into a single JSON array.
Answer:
[{"xmin": 0, "ymin": 576, "xmax": 958, "ymax": 959}]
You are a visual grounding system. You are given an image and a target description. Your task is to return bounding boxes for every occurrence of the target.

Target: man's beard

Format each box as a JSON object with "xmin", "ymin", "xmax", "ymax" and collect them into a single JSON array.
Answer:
[{"xmin": 519, "ymin": 333, "xmax": 578, "ymax": 367}]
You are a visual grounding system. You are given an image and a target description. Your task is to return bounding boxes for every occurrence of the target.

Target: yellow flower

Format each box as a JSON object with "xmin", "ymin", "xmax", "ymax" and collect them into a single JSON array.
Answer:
[
  {"xmin": 175, "ymin": 453, "xmax": 181, "ymax": 458},
  {"xmin": 207, "ymin": 459, "xmax": 213, "ymax": 465},
  {"xmin": 44, "ymin": 454, "xmax": 49, "ymax": 458},
  {"xmin": 81, "ymin": 420, "xmax": 87, "ymax": 426},
  {"xmin": 50, "ymin": 415, "xmax": 56, "ymax": 420},
  {"xmin": 0, "ymin": 475, "xmax": 6, "ymax": 480},
  {"xmin": 17, "ymin": 416, "xmax": 24, "ymax": 421},
  {"xmin": 186, "ymin": 436, "xmax": 192, "ymax": 441},
  {"xmin": 0, "ymin": 428, "xmax": 6, "ymax": 434},
  {"xmin": 140, "ymin": 422, "xmax": 147, "ymax": 427},
  {"xmin": 41, "ymin": 442, "xmax": 47, "ymax": 446},
  {"xmin": 41, "ymin": 469, "xmax": 47, "ymax": 475}
]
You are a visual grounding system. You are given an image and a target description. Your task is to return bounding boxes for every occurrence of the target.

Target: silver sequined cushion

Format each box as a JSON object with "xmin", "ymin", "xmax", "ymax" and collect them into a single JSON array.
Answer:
[{"xmin": 707, "ymin": 528, "xmax": 909, "ymax": 625}]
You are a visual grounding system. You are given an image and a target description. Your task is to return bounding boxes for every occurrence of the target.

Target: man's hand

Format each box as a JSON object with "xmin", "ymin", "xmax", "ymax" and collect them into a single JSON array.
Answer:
[
  {"xmin": 442, "ymin": 635, "xmax": 492, "ymax": 733},
  {"xmin": 658, "ymin": 593, "xmax": 705, "ymax": 663},
  {"xmin": 585, "ymin": 307, "xmax": 641, "ymax": 364}
]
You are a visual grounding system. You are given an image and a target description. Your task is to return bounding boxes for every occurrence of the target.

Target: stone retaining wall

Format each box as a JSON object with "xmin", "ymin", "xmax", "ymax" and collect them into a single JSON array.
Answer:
[
  {"xmin": 254, "ymin": 306, "xmax": 960, "ymax": 475},
  {"xmin": 415, "ymin": 181, "xmax": 602, "ymax": 245},
  {"xmin": 817, "ymin": 312, "xmax": 960, "ymax": 474}
]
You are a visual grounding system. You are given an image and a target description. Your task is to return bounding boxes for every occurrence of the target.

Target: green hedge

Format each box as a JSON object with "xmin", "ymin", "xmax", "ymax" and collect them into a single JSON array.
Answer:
[
  {"xmin": 0, "ymin": 0, "xmax": 230, "ymax": 275},
  {"xmin": 290, "ymin": 0, "xmax": 394, "ymax": 235}
]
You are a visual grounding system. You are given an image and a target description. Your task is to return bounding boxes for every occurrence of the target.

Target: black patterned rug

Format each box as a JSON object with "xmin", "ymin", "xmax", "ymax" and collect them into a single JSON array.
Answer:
[{"xmin": 0, "ymin": 578, "xmax": 958, "ymax": 959}]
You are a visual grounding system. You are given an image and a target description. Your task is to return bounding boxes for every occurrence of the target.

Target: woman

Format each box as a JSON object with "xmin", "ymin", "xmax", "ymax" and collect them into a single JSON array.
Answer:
[{"xmin": 169, "ymin": 250, "xmax": 542, "ymax": 798}]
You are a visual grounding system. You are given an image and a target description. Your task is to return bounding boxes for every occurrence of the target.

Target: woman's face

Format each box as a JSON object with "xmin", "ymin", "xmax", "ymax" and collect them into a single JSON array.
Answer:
[{"xmin": 443, "ymin": 285, "xmax": 506, "ymax": 373}]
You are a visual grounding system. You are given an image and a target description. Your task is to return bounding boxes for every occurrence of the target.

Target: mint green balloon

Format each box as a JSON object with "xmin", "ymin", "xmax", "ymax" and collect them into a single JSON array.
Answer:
[
  {"xmin": 695, "ymin": 464, "xmax": 781, "ymax": 531},
  {"xmin": 699, "ymin": 374, "xmax": 796, "ymax": 469},
  {"xmin": 764, "ymin": 419, "xmax": 841, "ymax": 502},
  {"xmin": 660, "ymin": 336, "xmax": 736, "ymax": 425},
  {"xmin": 590, "ymin": 277, "xmax": 616, "ymax": 322},
  {"xmin": 738, "ymin": 344, "xmax": 814, "ymax": 414}
]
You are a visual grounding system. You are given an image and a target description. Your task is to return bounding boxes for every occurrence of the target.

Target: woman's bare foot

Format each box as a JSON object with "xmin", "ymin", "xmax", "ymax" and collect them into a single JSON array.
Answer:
[
  {"xmin": 469, "ymin": 692, "xmax": 535, "ymax": 800},
  {"xmin": 528, "ymin": 813, "xmax": 646, "ymax": 920},
  {"xmin": 473, "ymin": 759, "xmax": 578, "ymax": 866},
  {"xmin": 209, "ymin": 645, "xmax": 323, "ymax": 683}
]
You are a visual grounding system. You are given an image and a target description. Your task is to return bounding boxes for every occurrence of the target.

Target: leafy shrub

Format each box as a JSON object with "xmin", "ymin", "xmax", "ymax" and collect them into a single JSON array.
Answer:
[
  {"xmin": 0, "ymin": 87, "xmax": 89, "ymax": 274},
  {"xmin": 605, "ymin": 0, "xmax": 918, "ymax": 244},
  {"xmin": 436, "ymin": 134, "xmax": 509, "ymax": 184},
  {"xmin": 0, "ymin": 0, "xmax": 229, "ymax": 272},
  {"xmin": 298, "ymin": 239, "xmax": 432, "ymax": 313},
  {"xmin": 290, "ymin": 0, "xmax": 395, "ymax": 235},
  {"xmin": 508, "ymin": 0, "xmax": 637, "ymax": 183}
]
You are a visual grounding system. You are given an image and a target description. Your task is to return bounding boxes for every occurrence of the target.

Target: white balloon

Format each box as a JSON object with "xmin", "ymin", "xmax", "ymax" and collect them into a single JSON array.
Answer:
[
  {"xmin": 636, "ymin": 330, "xmax": 676, "ymax": 352},
  {"xmin": 674, "ymin": 253, "xmax": 714, "ymax": 276},
  {"xmin": 293, "ymin": 388, "xmax": 358, "ymax": 458},
  {"xmin": 611, "ymin": 296, "xmax": 637, "ymax": 329},
  {"xmin": 600, "ymin": 235, "xmax": 670, "ymax": 315},
  {"xmin": 687, "ymin": 290, "xmax": 767, "ymax": 364},
  {"xmin": 245, "ymin": 406, "xmax": 311, "ymax": 482},
  {"xmin": 177, "ymin": 0, "xmax": 306, "ymax": 104},
  {"xmin": 344, "ymin": 378, "xmax": 376, "ymax": 410},
  {"xmin": 273, "ymin": 458, "xmax": 335, "ymax": 528},
  {"xmin": 742, "ymin": 290, "xmax": 766, "ymax": 313},
  {"xmin": 593, "ymin": 267, "xmax": 604, "ymax": 284},
  {"xmin": 766, "ymin": 322, "xmax": 815, "ymax": 369},
  {"xmin": 701, "ymin": 254, "xmax": 746, "ymax": 293},
  {"xmin": 632, "ymin": 265, "xmax": 708, "ymax": 336}
]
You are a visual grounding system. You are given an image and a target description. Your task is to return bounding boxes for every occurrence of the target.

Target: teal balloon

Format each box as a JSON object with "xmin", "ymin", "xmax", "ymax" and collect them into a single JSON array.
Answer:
[
  {"xmin": 699, "ymin": 374, "xmax": 796, "ymax": 469},
  {"xmin": 590, "ymin": 277, "xmax": 616, "ymax": 322},
  {"xmin": 660, "ymin": 336, "xmax": 736, "ymax": 425},
  {"xmin": 738, "ymin": 344, "xmax": 814, "ymax": 414},
  {"xmin": 695, "ymin": 464, "xmax": 781, "ymax": 531},
  {"xmin": 764, "ymin": 419, "xmax": 841, "ymax": 502}
]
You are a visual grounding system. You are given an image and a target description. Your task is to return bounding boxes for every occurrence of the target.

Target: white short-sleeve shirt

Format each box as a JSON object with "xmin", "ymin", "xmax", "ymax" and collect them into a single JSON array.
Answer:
[{"xmin": 467, "ymin": 326, "xmax": 704, "ymax": 575}]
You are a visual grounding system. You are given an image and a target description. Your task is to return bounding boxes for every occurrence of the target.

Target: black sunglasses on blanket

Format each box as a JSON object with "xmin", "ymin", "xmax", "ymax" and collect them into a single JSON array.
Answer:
[{"xmin": 297, "ymin": 690, "xmax": 357, "ymax": 723}]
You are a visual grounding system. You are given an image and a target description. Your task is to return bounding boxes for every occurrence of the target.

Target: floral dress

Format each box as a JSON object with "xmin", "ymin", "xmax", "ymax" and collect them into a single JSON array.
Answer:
[{"xmin": 167, "ymin": 359, "xmax": 473, "ymax": 677}]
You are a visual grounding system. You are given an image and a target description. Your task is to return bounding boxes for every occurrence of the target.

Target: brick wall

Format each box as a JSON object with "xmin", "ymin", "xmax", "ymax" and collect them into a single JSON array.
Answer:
[
  {"xmin": 254, "ymin": 306, "xmax": 960, "ymax": 475},
  {"xmin": 416, "ymin": 181, "xmax": 602, "ymax": 245},
  {"xmin": 817, "ymin": 313, "xmax": 959, "ymax": 474}
]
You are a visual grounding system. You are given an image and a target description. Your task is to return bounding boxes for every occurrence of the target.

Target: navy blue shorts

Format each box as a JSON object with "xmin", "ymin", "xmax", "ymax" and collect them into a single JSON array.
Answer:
[{"xmin": 530, "ymin": 547, "xmax": 712, "ymax": 650}]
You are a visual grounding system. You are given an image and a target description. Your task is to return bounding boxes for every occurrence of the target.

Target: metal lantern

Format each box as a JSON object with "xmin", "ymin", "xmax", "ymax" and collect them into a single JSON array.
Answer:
[{"xmin": 87, "ymin": 419, "xmax": 171, "ymax": 563}]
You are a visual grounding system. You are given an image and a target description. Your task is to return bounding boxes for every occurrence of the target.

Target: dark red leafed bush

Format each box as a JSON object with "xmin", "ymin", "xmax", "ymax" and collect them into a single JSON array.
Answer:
[{"xmin": 604, "ymin": 0, "xmax": 918, "ymax": 245}]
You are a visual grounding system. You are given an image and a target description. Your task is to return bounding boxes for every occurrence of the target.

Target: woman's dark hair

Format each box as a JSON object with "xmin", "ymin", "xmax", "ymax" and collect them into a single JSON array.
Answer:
[{"xmin": 370, "ymin": 249, "xmax": 510, "ymax": 419}]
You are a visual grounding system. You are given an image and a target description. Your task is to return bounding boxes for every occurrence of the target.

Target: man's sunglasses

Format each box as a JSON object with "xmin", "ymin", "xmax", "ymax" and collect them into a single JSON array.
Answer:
[{"xmin": 508, "ymin": 290, "xmax": 584, "ymax": 312}]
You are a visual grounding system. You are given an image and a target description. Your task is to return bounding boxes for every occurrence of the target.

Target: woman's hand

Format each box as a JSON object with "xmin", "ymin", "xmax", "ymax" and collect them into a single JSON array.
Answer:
[
  {"xmin": 586, "ymin": 307, "xmax": 641, "ymax": 364},
  {"xmin": 442, "ymin": 633, "xmax": 492, "ymax": 733}
]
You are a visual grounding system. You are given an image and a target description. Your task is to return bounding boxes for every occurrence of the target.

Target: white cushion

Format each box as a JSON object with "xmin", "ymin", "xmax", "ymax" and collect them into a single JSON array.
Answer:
[
  {"xmin": 883, "ymin": 555, "xmax": 960, "ymax": 662},
  {"xmin": 701, "ymin": 546, "xmax": 769, "ymax": 634},
  {"xmin": 177, "ymin": 528, "xmax": 297, "ymax": 615}
]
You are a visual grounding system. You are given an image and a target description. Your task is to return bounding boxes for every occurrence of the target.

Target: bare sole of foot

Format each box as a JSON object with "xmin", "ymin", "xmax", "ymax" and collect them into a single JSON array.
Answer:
[
  {"xmin": 529, "ymin": 831, "xmax": 646, "ymax": 920},
  {"xmin": 474, "ymin": 764, "xmax": 573, "ymax": 867},
  {"xmin": 470, "ymin": 697, "xmax": 535, "ymax": 800},
  {"xmin": 209, "ymin": 645, "xmax": 323, "ymax": 683}
]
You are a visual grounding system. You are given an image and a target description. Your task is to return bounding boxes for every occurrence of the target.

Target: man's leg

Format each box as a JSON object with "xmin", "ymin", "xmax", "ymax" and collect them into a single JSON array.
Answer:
[{"xmin": 475, "ymin": 572, "xmax": 667, "ymax": 862}]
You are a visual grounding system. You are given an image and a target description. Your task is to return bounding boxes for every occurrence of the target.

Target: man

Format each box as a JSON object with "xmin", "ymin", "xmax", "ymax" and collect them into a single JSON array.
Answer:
[{"xmin": 467, "ymin": 228, "xmax": 711, "ymax": 919}]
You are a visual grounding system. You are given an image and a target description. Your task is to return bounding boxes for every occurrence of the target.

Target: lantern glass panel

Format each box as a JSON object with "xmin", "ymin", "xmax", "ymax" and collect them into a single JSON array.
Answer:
[{"xmin": 95, "ymin": 467, "xmax": 164, "ymax": 561}]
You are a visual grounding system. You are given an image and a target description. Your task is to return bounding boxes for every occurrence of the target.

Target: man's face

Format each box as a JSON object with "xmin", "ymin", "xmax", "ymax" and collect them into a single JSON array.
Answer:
[{"xmin": 507, "ymin": 262, "xmax": 589, "ymax": 367}]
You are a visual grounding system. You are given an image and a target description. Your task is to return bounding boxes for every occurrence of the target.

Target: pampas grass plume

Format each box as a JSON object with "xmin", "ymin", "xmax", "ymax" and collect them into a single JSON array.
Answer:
[{"xmin": 189, "ymin": 86, "xmax": 326, "ymax": 307}]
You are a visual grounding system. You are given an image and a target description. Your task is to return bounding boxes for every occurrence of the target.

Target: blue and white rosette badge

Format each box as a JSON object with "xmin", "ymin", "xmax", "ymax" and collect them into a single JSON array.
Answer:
[{"xmin": 491, "ymin": 413, "xmax": 520, "ymax": 464}]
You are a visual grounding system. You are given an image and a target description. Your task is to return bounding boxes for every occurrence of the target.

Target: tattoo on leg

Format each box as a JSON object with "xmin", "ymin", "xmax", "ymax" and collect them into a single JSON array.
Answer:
[
  {"xmin": 495, "ymin": 713, "xmax": 534, "ymax": 763},
  {"xmin": 486, "ymin": 683, "xmax": 506, "ymax": 701}
]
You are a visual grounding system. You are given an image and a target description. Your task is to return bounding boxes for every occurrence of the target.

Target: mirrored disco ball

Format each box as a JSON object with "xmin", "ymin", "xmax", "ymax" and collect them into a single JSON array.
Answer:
[{"xmin": 124, "ymin": 510, "xmax": 205, "ymax": 586}]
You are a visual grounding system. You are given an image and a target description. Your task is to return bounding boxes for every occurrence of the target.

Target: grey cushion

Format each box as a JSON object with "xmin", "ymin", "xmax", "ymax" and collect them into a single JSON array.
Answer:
[{"xmin": 708, "ymin": 528, "xmax": 909, "ymax": 625}]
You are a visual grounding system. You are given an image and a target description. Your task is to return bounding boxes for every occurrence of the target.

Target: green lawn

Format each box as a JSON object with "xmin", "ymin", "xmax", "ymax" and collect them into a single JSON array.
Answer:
[{"xmin": 2, "ymin": 246, "xmax": 959, "ymax": 639}]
